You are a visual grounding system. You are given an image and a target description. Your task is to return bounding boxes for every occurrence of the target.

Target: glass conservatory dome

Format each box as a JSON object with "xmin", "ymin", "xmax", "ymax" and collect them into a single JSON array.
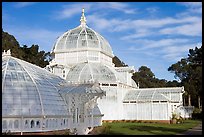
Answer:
[
  {"xmin": 52, "ymin": 8, "xmax": 114, "ymax": 58},
  {"xmin": 2, "ymin": 54, "xmax": 68, "ymax": 117},
  {"xmin": 66, "ymin": 62, "xmax": 126, "ymax": 83}
]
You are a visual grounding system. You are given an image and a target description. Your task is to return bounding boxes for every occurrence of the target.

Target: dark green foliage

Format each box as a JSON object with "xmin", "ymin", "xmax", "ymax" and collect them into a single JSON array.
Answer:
[
  {"xmin": 192, "ymin": 112, "xmax": 202, "ymax": 120},
  {"xmin": 132, "ymin": 66, "xmax": 176, "ymax": 88},
  {"xmin": 21, "ymin": 44, "xmax": 50, "ymax": 68},
  {"xmin": 168, "ymin": 46, "xmax": 202, "ymax": 107},
  {"xmin": 113, "ymin": 56, "xmax": 181, "ymax": 88},
  {"xmin": 2, "ymin": 29, "xmax": 51, "ymax": 68},
  {"xmin": 113, "ymin": 56, "xmax": 128, "ymax": 67},
  {"xmin": 2, "ymin": 29, "xmax": 25, "ymax": 59},
  {"xmin": 165, "ymin": 80, "xmax": 181, "ymax": 87}
]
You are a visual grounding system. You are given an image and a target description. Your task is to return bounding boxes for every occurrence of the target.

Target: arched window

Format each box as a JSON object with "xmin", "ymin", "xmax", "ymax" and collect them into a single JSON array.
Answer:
[
  {"xmin": 8, "ymin": 120, "xmax": 13, "ymax": 129},
  {"xmin": 46, "ymin": 120, "xmax": 48, "ymax": 128},
  {"xmin": 36, "ymin": 121, "xmax": 40, "ymax": 128},
  {"xmin": 64, "ymin": 119, "xmax": 66, "ymax": 125},
  {"xmin": 50, "ymin": 119, "xmax": 53, "ymax": 128},
  {"xmin": 55, "ymin": 119, "xmax": 58, "ymax": 127},
  {"xmin": 61, "ymin": 119, "xmax": 63, "ymax": 126},
  {"xmin": 14, "ymin": 120, "xmax": 19, "ymax": 129},
  {"xmin": 3, "ymin": 120, "xmax": 7, "ymax": 129},
  {"xmin": 30, "ymin": 120, "xmax": 35, "ymax": 128},
  {"xmin": 25, "ymin": 120, "xmax": 29, "ymax": 128},
  {"xmin": 66, "ymin": 119, "xmax": 68, "ymax": 126}
]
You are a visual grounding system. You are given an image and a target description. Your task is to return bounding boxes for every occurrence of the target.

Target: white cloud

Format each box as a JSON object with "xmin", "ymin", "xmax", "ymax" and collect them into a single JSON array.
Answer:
[
  {"xmin": 87, "ymin": 13, "xmax": 201, "ymax": 33},
  {"xmin": 87, "ymin": 14, "xmax": 122, "ymax": 31},
  {"xmin": 177, "ymin": 2, "xmax": 202, "ymax": 14},
  {"xmin": 146, "ymin": 7, "xmax": 158, "ymax": 14},
  {"xmin": 54, "ymin": 2, "xmax": 136, "ymax": 20},
  {"xmin": 14, "ymin": 2, "xmax": 37, "ymax": 8},
  {"xmin": 160, "ymin": 21, "xmax": 202, "ymax": 36},
  {"xmin": 121, "ymin": 29, "xmax": 152, "ymax": 40},
  {"xmin": 126, "ymin": 38, "xmax": 201, "ymax": 62},
  {"xmin": 55, "ymin": 3, "xmax": 92, "ymax": 19},
  {"xmin": 179, "ymin": 2, "xmax": 202, "ymax": 8},
  {"xmin": 118, "ymin": 16, "xmax": 201, "ymax": 41},
  {"xmin": 102, "ymin": 2, "xmax": 136, "ymax": 14},
  {"xmin": 131, "ymin": 16, "xmax": 200, "ymax": 29},
  {"xmin": 161, "ymin": 44, "xmax": 198, "ymax": 61},
  {"xmin": 127, "ymin": 38, "xmax": 190, "ymax": 51}
]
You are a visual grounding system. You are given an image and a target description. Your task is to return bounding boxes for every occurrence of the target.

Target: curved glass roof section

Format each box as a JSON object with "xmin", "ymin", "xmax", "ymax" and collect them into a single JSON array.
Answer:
[
  {"xmin": 66, "ymin": 62, "xmax": 124, "ymax": 83},
  {"xmin": 52, "ymin": 26, "xmax": 113, "ymax": 57},
  {"xmin": 123, "ymin": 87, "xmax": 184, "ymax": 102},
  {"xmin": 52, "ymin": 9, "xmax": 114, "ymax": 57},
  {"xmin": 2, "ymin": 55, "xmax": 68, "ymax": 117}
]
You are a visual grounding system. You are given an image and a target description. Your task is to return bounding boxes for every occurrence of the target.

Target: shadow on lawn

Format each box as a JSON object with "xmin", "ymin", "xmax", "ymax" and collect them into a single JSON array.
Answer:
[{"xmin": 121, "ymin": 125, "xmax": 186, "ymax": 135}]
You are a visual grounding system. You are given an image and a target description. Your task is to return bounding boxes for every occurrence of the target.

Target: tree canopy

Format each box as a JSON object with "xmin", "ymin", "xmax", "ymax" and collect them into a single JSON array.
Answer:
[
  {"xmin": 2, "ymin": 29, "xmax": 51, "ymax": 68},
  {"xmin": 132, "ymin": 66, "xmax": 180, "ymax": 88},
  {"xmin": 168, "ymin": 45, "xmax": 202, "ymax": 107},
  {"xmin": 113, "ymin": 56, "xmax": 128, "ymax": 67}
]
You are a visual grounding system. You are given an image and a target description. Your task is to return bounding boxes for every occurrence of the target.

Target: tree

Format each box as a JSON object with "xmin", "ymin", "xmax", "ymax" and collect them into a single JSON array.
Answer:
[
  {"xmin": 168, "ymin": 45, "xmax": 202, "ymax": 108},
  {"xmin": 132, "ymin": 66, "xmax": 156, "ymax": 88},
  {"xmin": 166, "ymin": 80, "xmax": 181, "ymax": 87},
  {"xmin": 2, "ymin": 29, "xmax": 50, "ymax": 68},
  {"xmin": 2, "ymin": 29, "xmax": 25, "ymax": 59},
  {"xmin": 113, "ymin": 56, "xmax": 128, "ymax": 67}
]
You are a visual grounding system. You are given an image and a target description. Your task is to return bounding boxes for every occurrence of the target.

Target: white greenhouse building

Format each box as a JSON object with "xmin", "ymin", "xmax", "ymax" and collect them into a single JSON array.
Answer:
[
  {"xmin": 46, "ymin": 9, "xmax": 193, "ymax": 123},
  {"xmin": 2, "ymin": 9, "xmax": 193, "ymax": 135},
  {"xmin": 2, "ymin": 50, "xmax": 105, "ymax": 135}
]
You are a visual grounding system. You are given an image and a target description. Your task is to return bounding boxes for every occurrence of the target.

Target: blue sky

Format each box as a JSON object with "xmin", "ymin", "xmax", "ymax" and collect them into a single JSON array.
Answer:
[{"xmin": 2, "ymin": 2, "xmax": 202, "ymax": 81}]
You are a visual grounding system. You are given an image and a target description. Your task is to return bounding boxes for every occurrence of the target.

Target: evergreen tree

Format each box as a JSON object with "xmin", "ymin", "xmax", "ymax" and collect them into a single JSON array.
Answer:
[
  {"xmin": 2, "ymin": 29, "xmax": 50, "ymax": 68},
  {"xmin": 113, "ymin": 56, "xmax": 128, "ymax": 67},
  {"xmin": 168, "ymin": 46, "xmax": 202, "ymax": 108}
]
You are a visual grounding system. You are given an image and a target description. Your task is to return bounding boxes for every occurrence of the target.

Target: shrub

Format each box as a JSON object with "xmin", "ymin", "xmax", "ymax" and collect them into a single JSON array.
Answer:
[
  {"xmin": 192, "ymin": 112, "xmax": 202, "ymax": 120},
  {"xmin": 176, "ymin": 116, "xmax": 184, "ymax": 124},
  {"xmin": 2, "ymin": 130, "xmax": 13, "ymax": 135}
]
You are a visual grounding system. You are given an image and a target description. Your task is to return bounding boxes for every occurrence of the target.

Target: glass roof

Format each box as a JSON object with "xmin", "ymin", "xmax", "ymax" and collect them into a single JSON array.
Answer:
[
  {"xmin": 2, "ymin": 55, "xmax": 68, "ymax": 116},
  {"xmin": 123, "ymin": 87, "xmax": 184, "ymax": 102},
  {"xmin": 52, "ymin": 25, "xmax": 114, "ymax": 57},
  {"xmin": 66, "ymin": 62, "xmax": 127, "ymax": 83},
  {"xmin": 59, "ymin": 83, "xmax": 105, "ymax": 95}
]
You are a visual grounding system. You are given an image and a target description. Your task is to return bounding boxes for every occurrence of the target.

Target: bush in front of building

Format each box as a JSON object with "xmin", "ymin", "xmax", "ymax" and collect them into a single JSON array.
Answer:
[{"xmin": 192, "ymin": 108, "xmax": 202, "ymax": 120}]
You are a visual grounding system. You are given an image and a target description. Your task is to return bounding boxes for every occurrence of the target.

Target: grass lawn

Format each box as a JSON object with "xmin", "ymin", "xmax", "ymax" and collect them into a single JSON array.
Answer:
[{"xmin": 92, "ymin": 120, "xmax": 201, "ymax": 135}]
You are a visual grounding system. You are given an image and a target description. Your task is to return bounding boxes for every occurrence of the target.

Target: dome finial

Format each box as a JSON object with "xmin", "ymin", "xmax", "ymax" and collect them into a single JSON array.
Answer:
[{"xmin": 80, "ymin": 8, "xmax": 86, "ymax": 27}]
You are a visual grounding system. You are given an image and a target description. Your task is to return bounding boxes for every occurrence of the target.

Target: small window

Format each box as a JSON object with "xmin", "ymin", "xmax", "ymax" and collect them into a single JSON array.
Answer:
[
  {"xmin": 55, "ymin": 119, "xmax": 58, "ymax": 127},
  {"xmin": 110, "ymin": 84, "xmax": 117, "ymax": 86},
  {"xmin": 61, "ymin": 119, "xmax": 63, "ymax": 126},
  {"xmin": 102, "ymin": 83, "xmax": 109, "ymax": 86},
  {"xmin": 153, "ymin": 101, "xmax": 159, "ymax": 103},
  {"xmin": 46, "ymin": 120, "xmax": 48, "ymax": 128},
  {"xmin": 14, "ymin": 120, "xmax": 19, "ymax": 129},
  {"xmin": 25, "ymin": 120, "xmax": 29, "ymax": 128},
  {"xmin": 8, "ymin": 120, "xmax": 13, "ymax": 129},
  {"xmin": 123, "ymin": 101, "xmax": 129, "ymax": 103},
  {"xmin": 49, "ymin": 119, "xmax": 52, "ymax": 128},
  {"xmin": 130, "ymin": 101, "xmax": 136, "ymax": 103},
  {"xmin": 31, "ymin": 120, "xmax": 34, "ymax": 128},
  {"xmin": 36, "ymin": 121, "xmax": 40, "ymax": 128},
  {"xmin": 66, "ymin": 119, "xmax": 68, "ymax": 126},
  {"xmin": 3, "ymin": 120, "xmax": 7, "ymax": 129}
]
